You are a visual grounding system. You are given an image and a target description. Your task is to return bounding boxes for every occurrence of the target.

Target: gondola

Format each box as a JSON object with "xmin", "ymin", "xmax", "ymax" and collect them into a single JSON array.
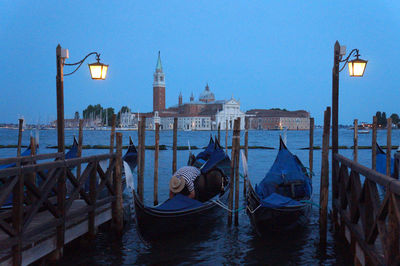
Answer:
[
  {"xmin": 133, "ymin": 136, "xmax": 230, "ymax": 239},
  {"xmin": 376, "ymin": 142, "xmax": 394, "ymax": 177},
  {"xmin": 123, "ymin": 136, "xmax": 138, "ymax": 171},
  {"xmin": 246, "ymin": 137, "xmax": 312, "ymax": 235}
]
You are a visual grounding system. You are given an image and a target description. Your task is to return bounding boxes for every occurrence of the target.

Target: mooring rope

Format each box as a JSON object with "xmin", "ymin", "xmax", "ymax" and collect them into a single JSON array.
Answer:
[{"xmin": 212, "ymin": 199, "xmax": 246, "ymax": 213}]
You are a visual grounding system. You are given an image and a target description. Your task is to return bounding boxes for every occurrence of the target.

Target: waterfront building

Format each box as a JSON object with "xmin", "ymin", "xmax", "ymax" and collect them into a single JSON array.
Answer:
[
  {"xmin": 215, "ymin": 97, "xmax": 245, "ymax": 130},
  {"xmin": 246, "ymin": 109, "xmax": 310, "ymax": 130}
]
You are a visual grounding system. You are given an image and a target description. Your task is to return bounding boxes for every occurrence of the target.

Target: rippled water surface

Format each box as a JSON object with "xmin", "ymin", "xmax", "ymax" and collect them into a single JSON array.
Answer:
[{"xmin": 1, "ymin": 128, "xmax": 398, "ymax": 265}]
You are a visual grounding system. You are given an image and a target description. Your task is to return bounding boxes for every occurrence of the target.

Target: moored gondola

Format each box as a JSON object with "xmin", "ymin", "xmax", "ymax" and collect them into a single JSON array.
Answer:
[
  {"xmin": 376, "ymin": 142, "xmax": 395, "ymax": 177},
  {"xmin": 246, "ymin": 137, "xmax": 312, "ymax": 235},
  {"xmin": 133, "ymin": 136, "xmax": 230, "ymax": 239}
]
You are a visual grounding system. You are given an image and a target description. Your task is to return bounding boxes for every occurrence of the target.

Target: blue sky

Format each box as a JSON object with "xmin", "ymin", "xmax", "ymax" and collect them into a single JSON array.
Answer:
[{"xmin": 1, "ymin": 1, "xmax": 399, "ymax": 125}]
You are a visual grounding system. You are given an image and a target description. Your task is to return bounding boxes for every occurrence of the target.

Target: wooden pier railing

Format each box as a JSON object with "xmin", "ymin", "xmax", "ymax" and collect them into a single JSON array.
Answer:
[
  {"xmin": 332, "ymin": 153, "xmax": 400, "ymax": 265},
  {"xmin": 0, "ymin": 147, "xmax": 123, "ymax": 265}
]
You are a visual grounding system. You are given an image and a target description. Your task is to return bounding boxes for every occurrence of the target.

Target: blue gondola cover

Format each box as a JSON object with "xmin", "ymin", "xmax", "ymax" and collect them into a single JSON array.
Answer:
[
  {"xmin": 152, "ymin": 193, "xmax": 203, "ymax": 211},
  {"xmin": 376, "ymin": 143, "xmax": 394, "ymax": 177},
  {"xmin": 255, "ymin": 140, "xmax": 312, "ymax": 208}
]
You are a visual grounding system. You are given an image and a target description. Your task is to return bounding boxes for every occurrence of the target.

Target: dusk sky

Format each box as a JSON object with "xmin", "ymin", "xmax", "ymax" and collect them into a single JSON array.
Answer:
[{"xmin": 1, "ymin": 1, "xmax": 399, "ymax": 125}]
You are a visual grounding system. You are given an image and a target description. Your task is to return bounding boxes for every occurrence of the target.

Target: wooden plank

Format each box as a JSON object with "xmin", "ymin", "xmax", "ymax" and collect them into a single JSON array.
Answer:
[
  {"xmin": 88, "ymin": 159, "xmax": 97, "ymax": 238},
  {"xmin": 386, "ymin": 192, "xmax": 400, "ymax": 265},
  {"xmin": 95, "ymin": 161, "xmax": 115, "ymax": 197},
  {"xmin": 0, "ymin": 153, "xmax": 63, "ymax": 166},
  {"xmin": 55, "ymin": 164, "xmax": 66, "ymax": 259},
  {"xmin": 11, "ymin": 169, "xmax": 23, "ymax": 266},
  {"xmin": 0, "ymin": 154, "xmax": 114, "ymax": 179},
  {"xmin": 334, "ymin": 154, "xmax": 400, "ymax": 194},
  {"xmin": 154, "ymin": 123, "xmax": 159, "ymax": 206},
  {"xmin": 0, "ymin": 175, "xmax": 18, "ymax": 207},
  {"xmin": 172, "ymin": 117, "xmax": 178, "ymax": 174}
]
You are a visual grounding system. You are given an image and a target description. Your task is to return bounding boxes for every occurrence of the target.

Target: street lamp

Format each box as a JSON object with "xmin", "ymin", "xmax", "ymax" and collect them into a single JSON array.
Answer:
[
  {"xmin": 56, "ymin": 44, "xmax": 108, "ymax": 153},
  {"xmin": 331, "ymin": 41, "xmax": 367, "ymax": 212}
]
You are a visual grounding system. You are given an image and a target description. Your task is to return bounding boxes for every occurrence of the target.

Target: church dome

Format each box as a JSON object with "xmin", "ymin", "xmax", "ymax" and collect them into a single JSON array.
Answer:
[{"xmin": 199, "ymin": 83, "xmax": 215, "ymax": 103}]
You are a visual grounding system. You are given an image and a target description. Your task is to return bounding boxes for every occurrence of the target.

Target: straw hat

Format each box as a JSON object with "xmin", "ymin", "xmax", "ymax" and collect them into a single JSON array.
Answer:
[{"xmin": 169, "ymin": 175, "xmax": 186, "ymax": 193}]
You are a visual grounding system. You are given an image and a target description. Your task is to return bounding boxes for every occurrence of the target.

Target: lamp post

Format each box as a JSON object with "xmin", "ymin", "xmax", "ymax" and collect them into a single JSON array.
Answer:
[
  {"xmin": 331, "ymin": 41, "xmax": 367, "ymax": 214},
  {"xmin": 56, "ymin": 44, "xmax": 108, "ymax": 153}
]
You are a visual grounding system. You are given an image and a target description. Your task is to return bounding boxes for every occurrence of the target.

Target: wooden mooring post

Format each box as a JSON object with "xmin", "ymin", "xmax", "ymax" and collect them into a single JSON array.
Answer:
[
  {"xmin": 353, "ymin": 119, "xmax": 358, "ymax": 162},
  {"xmin": 154, "ymin": 122, "xmax": 160, "ymax": 206},
  {"xmin": 319, "ymin": 108, "xmax": 330, "ymax": 246},
  {"xmin": 309, "ymin": 117, "xmax": 314, "ymax": 177},
  {"xmin": 243, "ymin": 117, "xmax": 249, "ymax": 195},
  {"xmin": 172, "ymin": 117, "xmax": 178, "ymax": 174},
  {"xmin": 234, "ymin": 119, "xmax": 241, "ymax": 226},
  {"xmin": 17, "ymin": 118, "xmax": 23, "ymax": 156},
  {"xmin": 225, "ymin": 119, "xmax": 228, "ymax": 154},
  {"xmin": 112, "ymin": 132, "xmax": 124, "ymax": 236},
  {"xmin": 228, "ymin": 119, "xmax": 239, "ymax": 225},
  {"xmin": 137, "ymin": 118, "xmax": 146, "ymax": 201},
  {"xmin": 110, "ymin": 114, "xmax": 116, "ymax": 154},
  {"xmin": 76, "ymin": 119, "xmax": 83, "ymax": 179},
  {"xmin": 387, "ymin": 117, "xmax": 392, "ymax": 176},
  {"xmin": 372, "ymin": 116, "xmax": 377, "ymax": 170},
  {"xmin": 217, "ymin": 122, "xmax": 221, "ymax": 143},
  {"xmin": 27, "ymin": 137, "xmax": 36, "ymax": 203}
]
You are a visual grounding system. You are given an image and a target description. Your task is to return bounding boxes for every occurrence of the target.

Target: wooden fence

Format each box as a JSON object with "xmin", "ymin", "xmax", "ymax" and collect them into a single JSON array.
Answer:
[
  {"xmin": 332, "ymin": 152, "xmax": 400, "ymax": 265},
  {"xmin": 0, "ymin": 147, "xmax": 123, "ymax": 265}
]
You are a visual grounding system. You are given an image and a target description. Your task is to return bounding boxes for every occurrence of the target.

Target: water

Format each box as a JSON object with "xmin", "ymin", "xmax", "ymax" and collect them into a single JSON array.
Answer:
[{"xmin": 1, "ymin": 128, "xmax": 399, "ymax": 265}]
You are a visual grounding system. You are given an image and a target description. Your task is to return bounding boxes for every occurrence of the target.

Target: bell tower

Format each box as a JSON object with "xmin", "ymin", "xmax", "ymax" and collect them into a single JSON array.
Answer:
[{"xmin": 153, "ymin": 51, "xmax": 165, "ymax": 112}]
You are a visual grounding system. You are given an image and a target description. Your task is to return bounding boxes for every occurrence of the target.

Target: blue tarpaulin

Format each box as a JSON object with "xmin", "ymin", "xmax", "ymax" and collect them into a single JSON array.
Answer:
[
  {"xmin": 153, "ymin": 194, "xmax": 203, "ymax": 211},
  {"xmin": 260, "ymin": 192, "xmax": 302, "ymax": 208},
  {"xmin": 195, "ymin": 137, "xmax": 214, "ymax": 162},
  {"xmin": 255, "ymin": 139, "xmax": 312, "ymax": 208},
  {"xmin": 376, "ymin": 143, "xmax": 394, "ymax": 177}
]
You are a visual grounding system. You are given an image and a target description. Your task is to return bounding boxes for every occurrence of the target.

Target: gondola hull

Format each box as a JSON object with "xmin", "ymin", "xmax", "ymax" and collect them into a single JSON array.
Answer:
[
  {"xmin": 133, "ymin": 188, "xmax": 229, "ymax": 239},
  {"xmin": 246, "ymin": 181, "xmax": 310, "ymax": 235}
]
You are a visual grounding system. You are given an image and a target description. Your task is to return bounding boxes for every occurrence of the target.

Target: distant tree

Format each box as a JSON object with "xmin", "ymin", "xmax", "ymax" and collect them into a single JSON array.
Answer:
[
  {"xmin": 376, "ymin": 111, "xmax": 382, "ymax": 126},
  {"xmin": 382, "ymin": 112, "xmax": 387, "ymax": 127},
  {"xmin": 83, "ymin": 104, "xmax": 103, "ymax": 119},
  {"xmin": 74, "ymin": 111, "xmax": 79, "ymax": 120},
  {"xmin": 390, "ymin": 113, "xmax": 399, "ymax": 124}
]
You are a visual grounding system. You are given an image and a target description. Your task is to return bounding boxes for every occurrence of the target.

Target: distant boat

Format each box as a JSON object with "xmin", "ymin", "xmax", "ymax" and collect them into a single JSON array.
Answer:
[
  {"xmin": 349, "ymin": 125, "xmax": 370, "ymax": 134},
  {"xmin": 358, "ymin": 128, "xmax": 370, "ymax": 134},
  {"xmin": 246, "ymin": 136, "xmax": 312, "ymax": 235}
]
